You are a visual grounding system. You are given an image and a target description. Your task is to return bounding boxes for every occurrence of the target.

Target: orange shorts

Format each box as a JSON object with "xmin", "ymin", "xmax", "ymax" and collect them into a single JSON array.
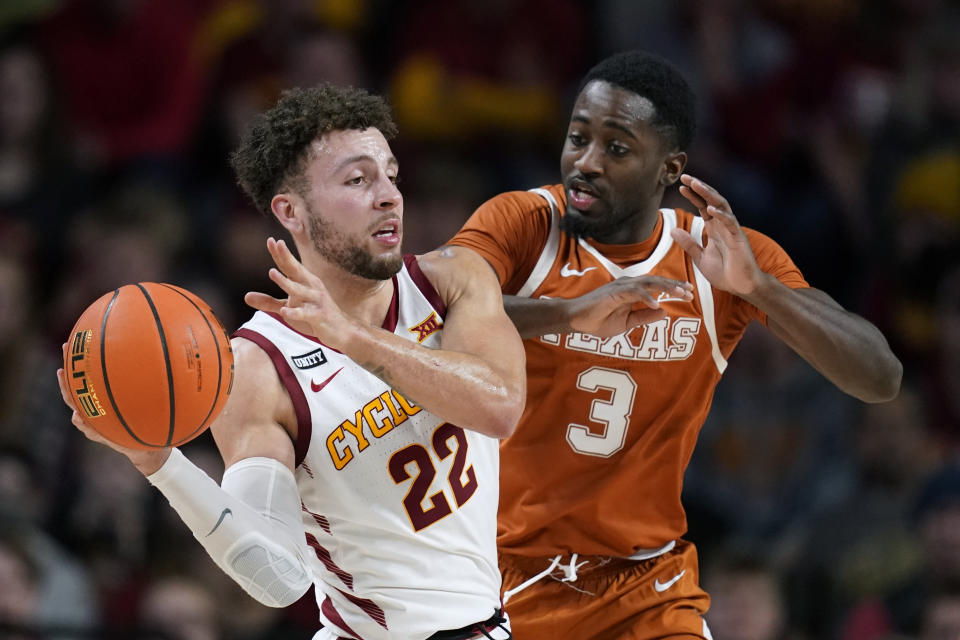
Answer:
[{"xmin": 499, "ymin": 540, "xmax": 711, "ymax": 640}]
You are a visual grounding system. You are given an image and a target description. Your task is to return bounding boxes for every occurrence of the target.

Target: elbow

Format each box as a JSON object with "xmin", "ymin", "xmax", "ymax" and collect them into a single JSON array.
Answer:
[
  {"xmin": 861, "ymin": 355, "xmax": 904, "ymax": 404},
  {"xmin": 482, "ymin": 386, "xmax": 526, "ymax": 439},
  {"xmin": 247, "ymin": 578, "xmax": 311, "ymax": 608}
]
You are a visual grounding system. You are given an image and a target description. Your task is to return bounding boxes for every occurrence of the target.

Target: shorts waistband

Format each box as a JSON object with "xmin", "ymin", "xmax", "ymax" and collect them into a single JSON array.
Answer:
[{"xmin": 426, "ymin": 608, "xmax": 509, "ymax": 640}]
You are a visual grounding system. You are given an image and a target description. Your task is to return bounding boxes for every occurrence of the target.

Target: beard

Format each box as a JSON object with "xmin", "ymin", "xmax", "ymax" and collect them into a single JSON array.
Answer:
[
  {"xmin": 307, "ymin": 208, "xmax": 402, "ymax": 281},
  {"xmin": 560, "ymin": 205, "xmax": 631, "ymax": 242},
  {"xmin": 559, "ymin": 209, "xmax": 602, "ymax": 239}
]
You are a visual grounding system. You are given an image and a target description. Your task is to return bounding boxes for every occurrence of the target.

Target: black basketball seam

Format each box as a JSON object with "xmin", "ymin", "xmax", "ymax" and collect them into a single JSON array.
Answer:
[
  {"xmin": 100, "ymin": 289, "xmax": 152, "ymax": 447},
  {"xmin": 136, "ymin": 283, "xmax": 176, "ymax": 447},
  {"xmin": 158, "ymin": 283, "xmax": 226, "ymax": 444}
]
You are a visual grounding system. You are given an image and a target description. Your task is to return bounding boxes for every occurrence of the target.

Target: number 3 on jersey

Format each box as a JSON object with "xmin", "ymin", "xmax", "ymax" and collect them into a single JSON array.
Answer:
[
  {"xmin": 567, "ymin": 366, "xmax": 637, "ymax": 457},
  {"xmin": 388, "ymin": 423, "xmax": 478, "ymax": 531}
]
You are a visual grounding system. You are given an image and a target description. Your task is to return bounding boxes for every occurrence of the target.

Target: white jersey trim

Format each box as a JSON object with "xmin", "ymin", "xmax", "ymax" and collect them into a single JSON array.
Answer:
[
  {"xmin": 576, "ymin": 209, "xmax": 679, "ymax": 278},
  {"xmin": 689, "ymin": 217, "xmax": 727, "ymax": 374},
  {"xmin": 517, "ymin": 188, "xmax": 562, "ymax": 298}
]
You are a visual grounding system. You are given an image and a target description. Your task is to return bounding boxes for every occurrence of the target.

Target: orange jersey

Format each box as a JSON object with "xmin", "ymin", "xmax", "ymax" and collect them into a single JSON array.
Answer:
[{"xmin": 450, "ymin": 184, "xmax": 809, "ymax": 557}]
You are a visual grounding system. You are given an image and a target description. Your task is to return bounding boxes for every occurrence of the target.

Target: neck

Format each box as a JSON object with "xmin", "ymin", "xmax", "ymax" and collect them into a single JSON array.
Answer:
[
  {"xmin": 591, "ymin": 204, "xmax": 662, "ymax": 245},
  {"xmin": 300, "ymin": 252, "xmax": 396, "ymax": 328}
]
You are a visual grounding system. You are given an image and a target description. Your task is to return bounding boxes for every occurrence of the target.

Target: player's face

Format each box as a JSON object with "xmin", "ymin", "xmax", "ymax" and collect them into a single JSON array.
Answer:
[
  {"xmin": 302, "ymin": 128, "xmax": 403, "ymax": 280},
  {"xmin": 560, "ymin": 80, "xmax": 677, "ymax": 244}
]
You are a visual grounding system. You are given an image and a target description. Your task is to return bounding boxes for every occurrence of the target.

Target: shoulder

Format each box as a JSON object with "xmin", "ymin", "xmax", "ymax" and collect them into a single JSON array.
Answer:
[
  {"xmin": 467, "ymin": 186, "xmax": 563, "ymax": 231},
  {"xmin": 210, "ymin": 336, "xmax": 298, "ymax": 466},
  {"xmin": 413, "ymin": 246, "xmax": 502, "ymax": 308},
  {"xmin": 224, "ymin": 336, "xmax": 293, "ymax": 421},
  {"xmin": 479, "ymin": 187, "xmax": 558, "ymax": 215}
]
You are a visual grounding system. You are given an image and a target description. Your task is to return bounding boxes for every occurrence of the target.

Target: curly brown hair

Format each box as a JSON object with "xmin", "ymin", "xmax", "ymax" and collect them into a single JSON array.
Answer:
[{"xmin": 230, "ymin": 84, "xmax": 398, "ymax": 215}]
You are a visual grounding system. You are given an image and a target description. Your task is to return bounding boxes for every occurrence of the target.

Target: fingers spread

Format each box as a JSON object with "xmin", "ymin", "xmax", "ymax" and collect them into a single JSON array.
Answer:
[
  {"xmin": 268, "ymin": 237, "xmax": 315, "ymax": 285},
  {"xmin": 244, "ymin": 291, "xmax": 285, "ymax": 313},
  {"xmin": 670, "ymin": 228, "xmax": 703, "ymax": 260},
  {"xmin": 678, "ymin": 185, "xmax": 707, "ymax": 213}
]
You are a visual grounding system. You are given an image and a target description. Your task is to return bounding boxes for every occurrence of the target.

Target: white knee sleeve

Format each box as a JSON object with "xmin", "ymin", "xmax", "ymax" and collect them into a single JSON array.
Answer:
[{"xmin": 147, "ymin": 449, "xmax": 313, "ymax": 607}]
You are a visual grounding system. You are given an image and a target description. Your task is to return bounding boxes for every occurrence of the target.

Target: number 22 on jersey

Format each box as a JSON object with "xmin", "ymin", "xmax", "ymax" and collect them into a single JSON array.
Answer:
[{"xmin": 389, "ymin": 423, "xmax": 479, "ymax": 531}]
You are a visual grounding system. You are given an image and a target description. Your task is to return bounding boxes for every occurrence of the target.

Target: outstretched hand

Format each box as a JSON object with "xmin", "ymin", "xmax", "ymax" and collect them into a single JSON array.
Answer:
[
  {"xmin": 245, "ymin": 238, "xmax": 355, "ymax": 349},
  {"xmin": 671, "ymin": 174, "xmax": 763, "ymax": 296},
  {"xmin": 566, "ymin": 276, "xmax": 693, "ymax": 338}
]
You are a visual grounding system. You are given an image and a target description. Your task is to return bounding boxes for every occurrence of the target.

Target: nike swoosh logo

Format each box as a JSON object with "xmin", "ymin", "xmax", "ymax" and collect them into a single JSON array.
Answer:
[
  {"xmin": 206, "ymin": 508, "xmax": 232, "ymax": 536},
  {"xmin": 559, "ymin": 262, "xmax": 597, "ymax": 278},
  {"xmin": 656, "ymin": 292, "xmax": 689, "ymax": 303},
  {"xmin": 311, "ymin": 367, "xmax": 343, "ymax": 393},
  {"xmin": 654, "ymin": 569, "xmax": 686, "ymax": 593}
]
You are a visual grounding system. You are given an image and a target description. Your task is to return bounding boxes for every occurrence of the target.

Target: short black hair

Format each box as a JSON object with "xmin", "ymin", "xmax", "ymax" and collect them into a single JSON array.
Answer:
[
  {"xmin": 230, "ymin": 84, "xmax": 398, "ymax": 215},
  {"xmin": 578, "ymin": 50, "xmax": 696, "ymax": 151}
]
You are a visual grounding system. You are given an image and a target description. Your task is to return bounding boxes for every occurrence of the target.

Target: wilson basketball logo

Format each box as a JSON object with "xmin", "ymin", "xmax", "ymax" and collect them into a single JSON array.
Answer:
[
  {"xmin": 69, "ymin": 329, "xmax": 106, "ymax": 419},
  {"xmin": 409, "ymin": 312, "xmax": 442, "ymax": 343}
]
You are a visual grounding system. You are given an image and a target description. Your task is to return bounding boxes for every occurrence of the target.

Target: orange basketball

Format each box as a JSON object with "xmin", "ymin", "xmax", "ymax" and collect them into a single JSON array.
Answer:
[{"xmin": 63, "ymin": 283, "xmax": 235, "ymax": 450}]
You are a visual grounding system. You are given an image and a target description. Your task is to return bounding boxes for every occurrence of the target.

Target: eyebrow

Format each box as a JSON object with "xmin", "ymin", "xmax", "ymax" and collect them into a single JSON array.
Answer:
[
  {"xmin": 334, "ymin": 154, "xmax": 399, "ymax": 173},
  {"xmin": 571, "ymin": 115, "xmax": 639, "ymax": 142}
]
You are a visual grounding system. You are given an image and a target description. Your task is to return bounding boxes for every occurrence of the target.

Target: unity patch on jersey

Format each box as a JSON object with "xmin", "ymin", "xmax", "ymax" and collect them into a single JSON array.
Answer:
[{"xmin": 291, "ymin": 347, "xmax": 327, "ymax": 370}]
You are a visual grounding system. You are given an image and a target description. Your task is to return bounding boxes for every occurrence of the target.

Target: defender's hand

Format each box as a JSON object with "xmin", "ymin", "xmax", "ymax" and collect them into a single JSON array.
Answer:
[
  {"xmin": 566, "ymin": 276, "xmax": 693, "ymax": 338},
  {"xmin": 245, "ymin": 238, "xmax": 358, "ymax": 350},
  {"xmin": 672, "ymin": 174, "xmax": 764, "ymax": 296}
]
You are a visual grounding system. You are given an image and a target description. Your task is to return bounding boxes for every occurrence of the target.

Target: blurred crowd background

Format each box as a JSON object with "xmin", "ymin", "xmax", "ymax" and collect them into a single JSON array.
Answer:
[{"xmin": 0, "ymin": 0, "xmax": 958, "ymax": 639}]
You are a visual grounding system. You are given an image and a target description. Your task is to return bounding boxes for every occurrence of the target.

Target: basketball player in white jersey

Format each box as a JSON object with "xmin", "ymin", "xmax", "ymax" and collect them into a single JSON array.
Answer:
[{"xmin": 56, "ymin": 84, "xmax": 530, "ymax": 640}]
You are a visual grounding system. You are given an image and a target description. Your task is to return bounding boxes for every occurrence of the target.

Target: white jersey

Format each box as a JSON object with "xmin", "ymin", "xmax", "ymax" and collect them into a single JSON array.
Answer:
[{"xmin": 235, "ymin": 256, "xmax": 503, "ymax": 640}]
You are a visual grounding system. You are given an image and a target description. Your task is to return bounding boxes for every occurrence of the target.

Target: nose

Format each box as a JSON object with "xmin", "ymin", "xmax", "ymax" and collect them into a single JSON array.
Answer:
[
  {"xmin": 376, "ymin": 177, "xmax": 402, "ymax": 210},
  {"xmin": 573, "ymin": 143, "xmax": 603, "ymax": 177}
]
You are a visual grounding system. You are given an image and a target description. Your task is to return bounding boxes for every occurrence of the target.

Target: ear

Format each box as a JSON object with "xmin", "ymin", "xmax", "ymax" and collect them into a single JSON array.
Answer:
[
  {"xmin": 660, "ymin": 151, "xmax": 688, "ymax": 186},
  {"xmin": 271, "ymin": 192, "xmax": 304, "ymax": 234}
]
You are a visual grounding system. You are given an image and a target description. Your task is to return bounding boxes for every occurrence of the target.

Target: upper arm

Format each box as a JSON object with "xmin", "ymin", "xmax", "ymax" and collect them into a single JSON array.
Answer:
[
  {"xmin": 210, "ymin": 337, "xmax": 297, "ymax": 471},
  {"xmin": 417, "ymin": 246, "xmax": 526, "ymax": 382},
  {"xmin": 446, "ymin": 190, "xmax": 553, "ymax": 294}
]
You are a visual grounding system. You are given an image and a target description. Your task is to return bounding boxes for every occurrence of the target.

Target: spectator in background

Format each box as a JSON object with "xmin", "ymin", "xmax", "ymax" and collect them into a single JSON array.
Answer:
[
  {"xmin": 0, "ymin": 449, "xmax": 98, "ymax": 638},
  {"xmin": 919, "ymin": 586, "xmax": 960, "ymax": 640},
  {"xmin": 138, "ymin": 576, "xmax": 221, "ymax": 640},
  {"xmin": 787, "ymin": 384, "xmax": 938, "ymax": 638},
  {"xmin": 0, "ymin": 256, "xmax": 63, "ymax": 464},
  {"xmin": 684, "ymin": 322, "xmax": 859, "ymax": 553},
  {"xmin": 390, "ymin": 0, "xmax": 584, "ymax": 147},
  {"xmin": 701, "ymin": 546, "xmax": 803, "ymax": 640},
  {"xmin": 0, "ymin": 529, "xmax": 40, "ymax": 640},
  {"xmin": 388, "ymin": 0, "xmax": 588, "ymax": 246},
  {"xmin": 37, "ymin": 0, "xmax": 209, "ymax": 174},
  {"xmin": 842, "ymin": 463, "xmax": 960, "ymax": 640},
  {"xmin": 48, "ymin": 181, "xmax": 188, "ymax": 341},
  {"xmin": 927, "ymin": 264, "xmax": 960, "ymax": 448},
  {"xmin": 0, "ymin": 28, "xmax": 86, "ymax": 305},
  {"xmin": 865, "ymin": 5, "xmax": 960, "ymax": 363}
]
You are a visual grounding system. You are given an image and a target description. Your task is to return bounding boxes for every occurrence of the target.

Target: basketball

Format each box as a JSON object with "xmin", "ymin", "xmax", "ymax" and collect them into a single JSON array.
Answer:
[{"xmin": 64, "ymin": 283, "xmax": 235, "ymax": 450}]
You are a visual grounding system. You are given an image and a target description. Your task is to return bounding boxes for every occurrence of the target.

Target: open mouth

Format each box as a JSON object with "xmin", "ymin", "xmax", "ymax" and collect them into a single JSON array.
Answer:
[
  {"xmin": 567, "ymin": 180, "xmax": 601, "ymax": 210},
  {"xmin": 371, "ymin": 219, "xmax": 401, "ymax": 245}
]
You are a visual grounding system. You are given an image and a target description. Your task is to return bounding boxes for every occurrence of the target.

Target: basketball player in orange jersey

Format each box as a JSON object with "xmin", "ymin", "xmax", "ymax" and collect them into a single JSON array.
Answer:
[
  {"xmin": 449, "ymin": 50, "xmax": 903, "ymax": 639},
  {"xmin": 55, "ymin": 84, "xmax": 541, "ymax": 639}
]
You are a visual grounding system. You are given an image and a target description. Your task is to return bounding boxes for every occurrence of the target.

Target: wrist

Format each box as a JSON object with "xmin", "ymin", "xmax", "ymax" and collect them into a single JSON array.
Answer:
[
  {"xmin": 131, "ymin": 448, "xmax": 173, "ymax": 476},
  {"xmin": 741, "ymin": 271, "xmax": 779, "ymax": 305},
  {"xmin": 539, "ymin": 296, "xmax": 578, "ymax": 334},
  {"xmin": 338, "ymin": 320, "xmax": 374, "ymax": 360}
]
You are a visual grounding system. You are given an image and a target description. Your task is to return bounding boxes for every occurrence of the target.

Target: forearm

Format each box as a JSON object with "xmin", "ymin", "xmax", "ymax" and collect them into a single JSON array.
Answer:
[
  {"xmin": 147, "ymin": 449, "xmax": 313, "ymax": 606},
  {"xmin": 746, "ymin": 274, "xmax": 902, "ymax": 402},
  {"xmin": 503, "ymin": 295, "xmax": 573, "ymax": 338},
  {"xmin": 343, "ymin": 324, "xmax": 524, "ymax": 438}
]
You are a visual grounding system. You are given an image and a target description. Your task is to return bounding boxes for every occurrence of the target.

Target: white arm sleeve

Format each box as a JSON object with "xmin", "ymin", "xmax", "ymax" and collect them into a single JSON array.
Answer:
[{"xmin": 147, "ymin": 448, "xmax": 313, "ymax": 607}]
